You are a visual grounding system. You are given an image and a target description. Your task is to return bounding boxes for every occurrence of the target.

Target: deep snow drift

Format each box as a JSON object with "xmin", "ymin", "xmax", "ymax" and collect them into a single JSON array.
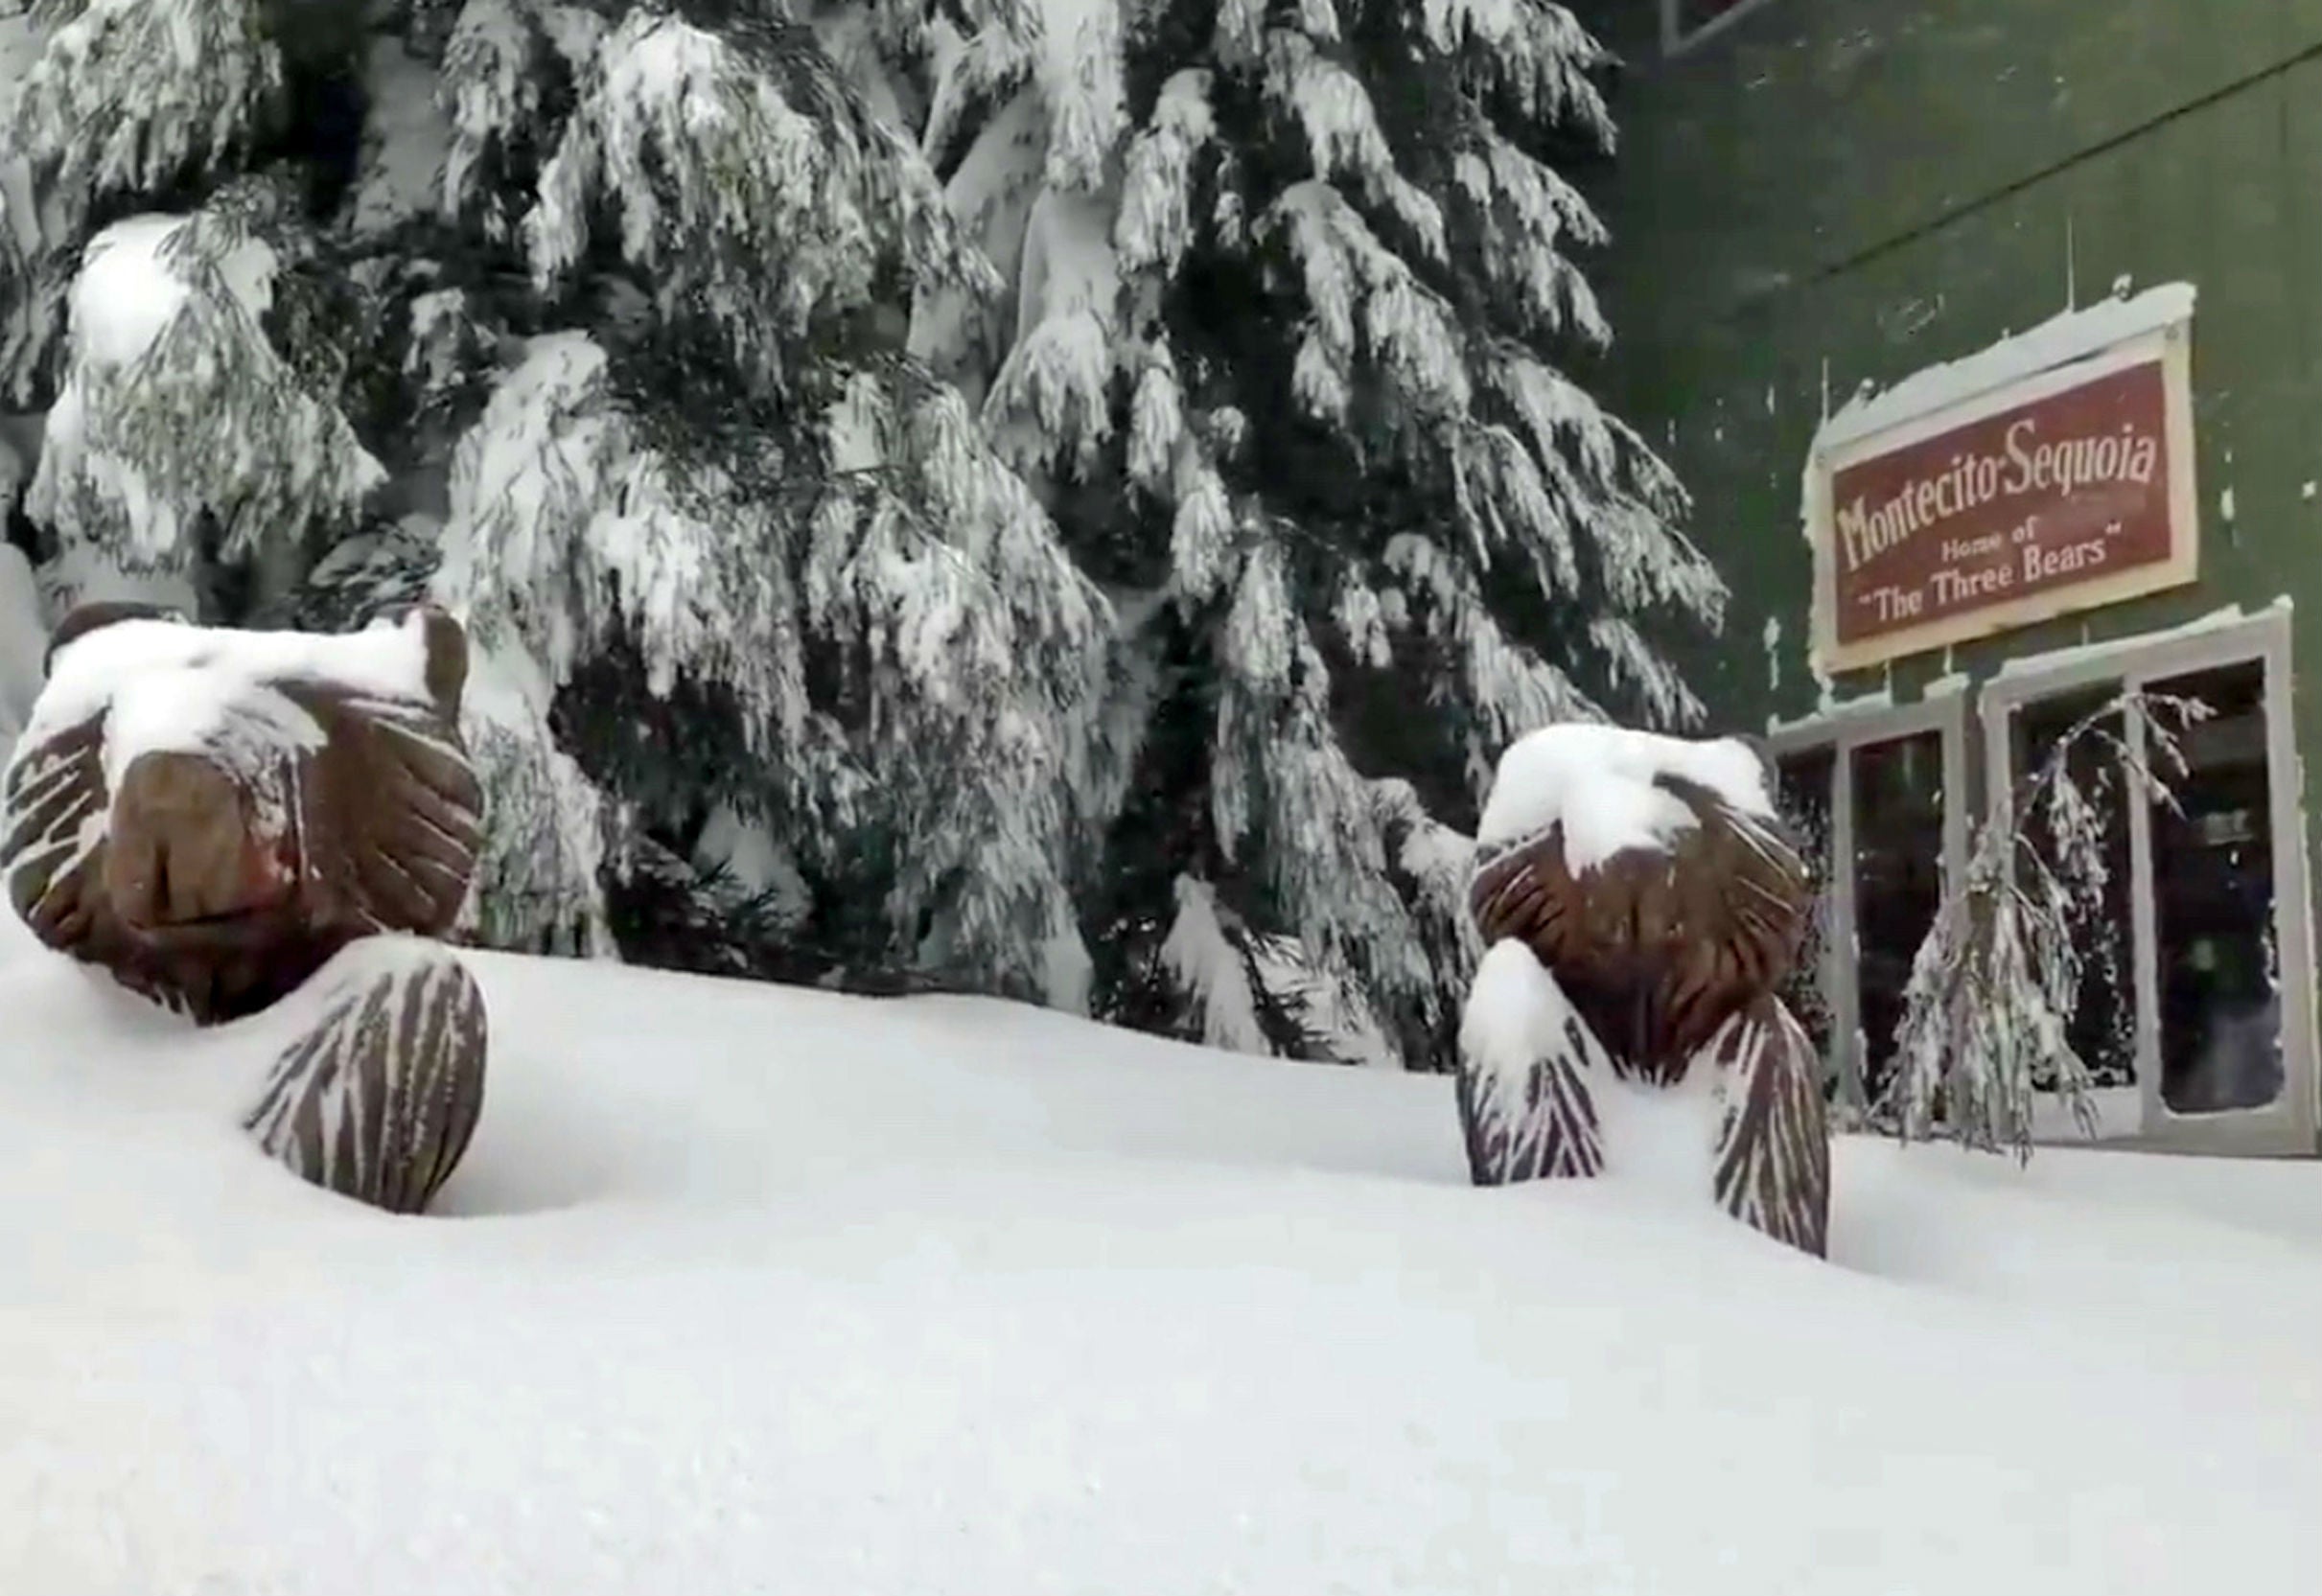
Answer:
[{"xmin": 1, "ymin": 913, "xmax": 2318, "ymax": 1595}]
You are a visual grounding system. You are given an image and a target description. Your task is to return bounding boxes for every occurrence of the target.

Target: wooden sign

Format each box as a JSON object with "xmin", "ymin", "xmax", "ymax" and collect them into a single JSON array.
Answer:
[{"xmin": 1807, "ymin": 317, "xmax": 2198, "ymax": 674}]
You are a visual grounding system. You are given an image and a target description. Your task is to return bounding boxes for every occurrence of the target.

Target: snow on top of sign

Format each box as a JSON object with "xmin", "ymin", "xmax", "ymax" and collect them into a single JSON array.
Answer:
[
  {"xmin": 1475, "ymin": 724, "xmax": 1775, "ymax": 872},
  {"xmin": 1810, "ymin": 282, "xmax": 2196, "ymax": 462},
  {"xmin": 25, "ymin": 610, "xmax": 439, "ymax": 792}
]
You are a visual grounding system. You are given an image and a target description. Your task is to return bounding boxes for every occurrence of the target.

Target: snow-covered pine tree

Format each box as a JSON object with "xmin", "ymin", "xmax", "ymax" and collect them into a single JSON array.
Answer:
[
  {"xmin": 1, "ymin": 0, "xmax": 1720, "ymax": 1062},
  {"xmin": 431, "ymin": 0, "xmax": 1124, "ymax": 999},
  {"xmin": 0, "ymin": 0, "xmax": 616, "ymax": 950},
  {"xmin": 0, "ymin": 0, "xmax": 1123, "ymax": 998},
  {"xmin": 852, "ymin": 0, "xmax": 1728, "ymax": 1068}
]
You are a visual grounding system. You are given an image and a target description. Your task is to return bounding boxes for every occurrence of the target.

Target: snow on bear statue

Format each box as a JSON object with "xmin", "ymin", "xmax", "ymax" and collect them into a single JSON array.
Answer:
[
  {"xmin": 0, "ymin": 600, "xmax": 488, "ymax": 1215},
  {"xmin": 1457, "ymin": 725, "xmax": 1831, "ymax": 1258}
]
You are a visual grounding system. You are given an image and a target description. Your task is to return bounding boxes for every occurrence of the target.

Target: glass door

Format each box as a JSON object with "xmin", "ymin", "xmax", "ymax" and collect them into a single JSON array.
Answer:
[
  {"xmin": 2144, "ymin": 659, "xmax": 2283, "ymax": 1117},
  {"xmin": 1973, "ymin": 610, "xmax": 2314, "ymax": 1154},
  {"xmin": 1847, "ymin": 729, "xmax": 1950, "ymax": 1108},
  {"xmin": 1767, "ymin": 697, "xmax": 1968, "ymax": 1117}
]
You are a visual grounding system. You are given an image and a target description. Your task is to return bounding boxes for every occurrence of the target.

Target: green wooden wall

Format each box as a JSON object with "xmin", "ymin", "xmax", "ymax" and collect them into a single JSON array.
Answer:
[{"xmin": 1565, "ymin": 0, "xmax": 2322, "ymax": 735}]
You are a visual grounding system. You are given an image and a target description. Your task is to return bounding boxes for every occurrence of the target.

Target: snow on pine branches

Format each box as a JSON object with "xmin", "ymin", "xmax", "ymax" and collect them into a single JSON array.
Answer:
[
  {"xmin": 0, "ymin": 0, "xmax": 1136, "ymax": 996},
  {"xmin": 433, "ymin": 1, "xmax": 1121, "ymax": 997},
  {"xmin": 891, "ymin": 0, "xmax": 1727, "ymax": 1066},
  {"xmin": 1886, "ymin": 688, "xmax": 2206, "ymax": 1159},
  {"xmin": 7, "ymin": 0, "xmax": 284, "ymax": 246},
  {"xmin": 522, "ymin": 7, "xmax": 997, "ymax": 394},
  {"xmin": 0, "ymin": 0, "xmax": 1724, "ymax": 1061},
  {"xmin": 30, "ymin": 197, "xmax": 383, "ymax": 588}
]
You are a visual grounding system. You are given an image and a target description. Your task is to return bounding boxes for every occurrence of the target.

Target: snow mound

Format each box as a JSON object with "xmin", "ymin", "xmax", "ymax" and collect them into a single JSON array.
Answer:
[
  {"xmin": 1475, "ymin": 721, "xmax": 1776, "ymax": 869},
  {"xmin": 53, "ymin": 208, "xmax": 277, "ymax": 379},
  {"xmin": 65, "ymin": 214, "xmax": 210, "ymax": 371},
  {"xmin": 0, "ymin": 931, "xmax": 2317, "ymax": 1594}
]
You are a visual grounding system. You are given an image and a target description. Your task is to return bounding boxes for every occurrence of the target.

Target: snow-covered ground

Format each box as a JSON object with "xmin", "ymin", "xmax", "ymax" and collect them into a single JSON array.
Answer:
[{"xmin": 2, "ymin": 910, "xmax": 2318, "ymax": 1595}]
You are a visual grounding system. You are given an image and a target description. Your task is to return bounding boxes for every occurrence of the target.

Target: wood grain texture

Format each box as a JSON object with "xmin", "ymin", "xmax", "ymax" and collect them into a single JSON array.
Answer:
[
  {"xmin": 1705, "ymin": 993, "xmax": 1831, "ymax": 1258},
  {"xmin": 1454, "ymin": 744, "xmax": 1832, "ymax": 1257},
  {"xmin": 0, "ymin": 607, "xmax": 483, "ymax": 1024},
  {"xmin": 244, "ymin": 938, "xmax": 488, "ymax": 1215},
  {"xmin": 0, "ymin": 604, "xmax": 491, "ymax": 1216},
  {"xmin": 1469, "ymin": 771, "xmax": 1812, "ymax": 1081}
]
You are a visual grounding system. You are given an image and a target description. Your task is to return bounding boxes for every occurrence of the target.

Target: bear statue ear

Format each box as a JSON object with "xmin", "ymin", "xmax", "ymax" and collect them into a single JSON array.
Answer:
[
  {"xmin": 409, "ymin": 604, "xmax": 469, "ymax": 720},
  {"xmin": 45, "ymin": 599, "xmax": 190, "ymax": 677}
]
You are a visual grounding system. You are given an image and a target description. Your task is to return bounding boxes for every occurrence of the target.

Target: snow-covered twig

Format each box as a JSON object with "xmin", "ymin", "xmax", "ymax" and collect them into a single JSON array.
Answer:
[{"xmin": 1885, "ymin": 688, "xmax": 2206, "ymax": 1160}]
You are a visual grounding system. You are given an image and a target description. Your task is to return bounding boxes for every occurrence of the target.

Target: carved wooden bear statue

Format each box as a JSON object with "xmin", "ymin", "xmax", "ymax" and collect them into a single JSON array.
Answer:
[
  {"xmin": 1455, "ymin": 726, "xmax": 1832, "ymax": 1257},
  {"xmin": 0, "ymin": 600, "xmax": 489, "ymax": 1214}
]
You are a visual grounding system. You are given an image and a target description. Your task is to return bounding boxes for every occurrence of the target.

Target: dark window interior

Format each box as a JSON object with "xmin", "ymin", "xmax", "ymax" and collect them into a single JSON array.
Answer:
[
  {"xmin": 1848, "ymin": 730, "xmax": 1946, "ymax": 1104},
  {"xmin": 2145, "ymin": 660, "xmax": 2283, "ymax": 1115}
]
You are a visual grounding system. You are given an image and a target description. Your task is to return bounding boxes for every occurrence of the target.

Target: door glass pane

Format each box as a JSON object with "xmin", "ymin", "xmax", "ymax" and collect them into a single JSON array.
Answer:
[
  {"xmin": 1773, "ymin": 746, "xmax": 1837, "ymax": 1070},
  {"xmin": 1849, "ymin": 730, "xmax": 1946, "ymax": 1104},
  {"xmin": 2146, "ymin": 660, "xmax": 2282, "ymax": 1115},
  {"xmin": 2010, "ymin": 688, "xmax": 2137, "ymax": 1088}
]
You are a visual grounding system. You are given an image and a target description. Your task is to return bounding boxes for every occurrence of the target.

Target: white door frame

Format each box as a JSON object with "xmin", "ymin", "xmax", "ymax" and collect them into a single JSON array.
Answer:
[
  {"xmin": 1976, "ymin": 608, "xmax": 2317, "ymax": 1155},
  {"xmin": 1660, "ymin": 0, "xmax": 1778, "ymax": 55},
  {"xmin": 1765, "ymin": 694, "xmax": 1972, "ymax": 1105}
]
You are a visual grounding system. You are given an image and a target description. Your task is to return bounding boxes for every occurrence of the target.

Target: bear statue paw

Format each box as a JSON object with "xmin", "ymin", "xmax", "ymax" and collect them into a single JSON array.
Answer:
[{"xmin": 243, "ymin": 937, "xmax": 488, "ymax": 1215}]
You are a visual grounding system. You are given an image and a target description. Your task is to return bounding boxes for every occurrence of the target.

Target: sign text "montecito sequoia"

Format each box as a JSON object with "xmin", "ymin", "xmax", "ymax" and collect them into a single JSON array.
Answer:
[{"xmin": 1811, "ymin": 337, "xmax": 2196, "ymax": 671}]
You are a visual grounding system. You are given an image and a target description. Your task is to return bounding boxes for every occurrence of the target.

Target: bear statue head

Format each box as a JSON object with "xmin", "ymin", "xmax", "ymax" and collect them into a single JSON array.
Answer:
[
  {"xmin": 1466, "ymin": 734, "xmax": 1814, "ymax": 1083},
  {"xmin": 0, "ymin": 601, "xmax": 484, "ymax": 1023}
]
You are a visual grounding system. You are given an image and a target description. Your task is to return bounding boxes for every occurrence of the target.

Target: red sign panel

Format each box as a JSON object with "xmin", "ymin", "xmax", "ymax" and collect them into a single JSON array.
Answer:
[{"xmin": 1812, "ymin": 333, "xmax": 2198, "ymax": 672}]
